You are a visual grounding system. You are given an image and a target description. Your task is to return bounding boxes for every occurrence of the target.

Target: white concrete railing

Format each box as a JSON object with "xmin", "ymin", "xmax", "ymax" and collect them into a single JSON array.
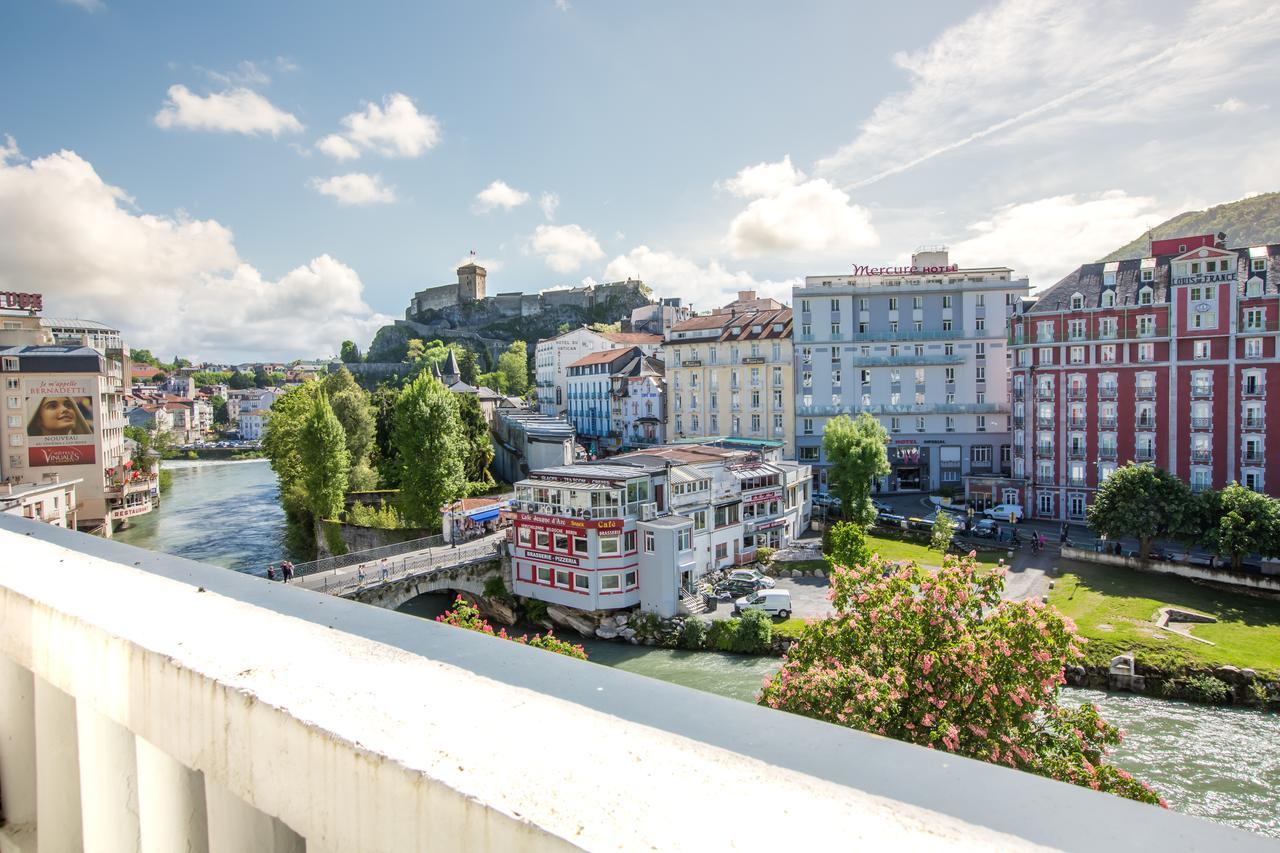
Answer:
[{"xmin": 0, "ymin": 516, "xmax": 1268, "ymax": 853}]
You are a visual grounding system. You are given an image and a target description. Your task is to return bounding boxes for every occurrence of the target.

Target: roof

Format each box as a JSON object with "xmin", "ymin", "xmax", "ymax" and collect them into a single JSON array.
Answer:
[
  {"xmin": 667, "ymin": 308, "xmax": 792, "ymax": 342},
  {"xmin": 567, "ymin": 347, "xmax": 637, "ymax": 369},
  {"xmin": 39, "ymin": 318, "xmax": 119, "ymax": 333},
  {"xmin": 600, "ymin": 331, "xmax": 661, "ymax": 345},
  {"xmin": 442, "ymin": 349, "xmax": 460, "ymax": 378},
  {"xmin": 1027, "ymin": 241, "xmax": 1280, "ymax": 314},
  {"xmin": 440, "ymin": 496, "xmax": 506, "ymax": 514}
]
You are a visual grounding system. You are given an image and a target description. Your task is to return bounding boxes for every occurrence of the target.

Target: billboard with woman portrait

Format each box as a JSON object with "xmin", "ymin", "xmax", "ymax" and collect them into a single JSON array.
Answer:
[{"xmin": 25, "ymin": 377, "xmax": 96, "ymax": 466}]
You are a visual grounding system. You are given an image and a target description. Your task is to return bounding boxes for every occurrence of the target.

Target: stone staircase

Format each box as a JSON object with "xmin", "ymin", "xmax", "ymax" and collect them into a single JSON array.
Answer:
[{"xmin": 679, "ymin": 584, "xmax": 711, "ymax": 615}]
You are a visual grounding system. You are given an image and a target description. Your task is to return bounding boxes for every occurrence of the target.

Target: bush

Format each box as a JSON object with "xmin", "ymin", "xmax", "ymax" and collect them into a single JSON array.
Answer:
[
  {"xmin": 346, "ymin": 499, "xmax": 405, "ymax": 529},
  {"xmin": 707, "ymin": 618, "xmax": 739, "ymax": 652},
  {"xmin": 678, "ymin": 617, "xmax": 708, "ymax": 650},
  {"xmin": 755, "ymin": 545, "xmax": 776, "ymax": 565},
  {"xmin": 1166, "ymin": 674, "xmax": 1232, "ymax": 705},
  {"xmin": 321, "ymin": 522, "xmax": 347, "ymax": 556},
  {"xmin": 732, "ymin": 609, "xmax": 774, "ymax": 654},
  {"xmin": 482, "ymin": 575, "xmax": 511, "ymax": 601},
  {"xmin": 522, "ymin": 598, "xmax": 549, "ymax": 624}
]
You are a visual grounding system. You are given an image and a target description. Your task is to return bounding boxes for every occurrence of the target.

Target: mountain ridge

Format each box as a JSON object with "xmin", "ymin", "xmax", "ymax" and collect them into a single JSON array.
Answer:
[{"xmin": 1099, "ymin": 191, "xmax": 1280, "ymax": 262}]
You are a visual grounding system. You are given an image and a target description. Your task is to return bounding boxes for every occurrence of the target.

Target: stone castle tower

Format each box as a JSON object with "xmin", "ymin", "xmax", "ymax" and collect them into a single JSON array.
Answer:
[{"xmin": 457, "ymin": 263, "xmax": 487, "ymax": 302}]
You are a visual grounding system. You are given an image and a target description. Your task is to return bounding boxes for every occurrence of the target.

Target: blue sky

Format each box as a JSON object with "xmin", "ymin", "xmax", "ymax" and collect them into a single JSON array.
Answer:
[{"xmin": 2, "ymin": 0, "xmax": 1277, "ymax": 360}]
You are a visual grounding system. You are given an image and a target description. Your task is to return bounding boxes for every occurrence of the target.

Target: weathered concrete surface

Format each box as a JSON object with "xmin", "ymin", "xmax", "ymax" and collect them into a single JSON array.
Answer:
[{"xmin": 345, "ymin": 558, "xmax": 503, "ymax": 611}]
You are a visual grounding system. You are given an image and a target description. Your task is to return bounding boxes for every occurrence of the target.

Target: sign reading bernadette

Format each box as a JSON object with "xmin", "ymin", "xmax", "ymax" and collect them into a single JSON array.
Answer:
[
  {"xmin": 852, "ymin": 264, "xmax": 959, "ymax": 276},
  {"xmin": 25, "ymin": 377, "xmax": 96, "ymax": 467}
]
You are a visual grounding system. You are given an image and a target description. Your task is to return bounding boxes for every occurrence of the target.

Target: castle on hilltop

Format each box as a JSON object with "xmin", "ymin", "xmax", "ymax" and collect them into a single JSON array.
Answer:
[{"xmin": 405, "ymin": 263, "xmax": 651, "ymax": 323}]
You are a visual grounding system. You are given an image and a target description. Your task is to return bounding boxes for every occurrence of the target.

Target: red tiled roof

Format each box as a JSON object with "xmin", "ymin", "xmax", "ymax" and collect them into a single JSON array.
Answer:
[
  {"xmin": 567, "ymin": 347, "xmax": 635, "ymax": 368},
  {"xmin": 601, "ymin": 331, "xmax": 662, "ymax": 345},
  {"xmin": 440, "ymin": 496, "xmax": 506, "ymax": 513}
]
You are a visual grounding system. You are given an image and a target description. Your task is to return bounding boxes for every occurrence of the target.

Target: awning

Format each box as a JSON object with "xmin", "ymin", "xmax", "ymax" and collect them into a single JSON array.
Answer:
[
  {"xmin": 669, "ymin": 466, "xmax": 700, "ymax": 484},
  {"xmin": 468, "ymin": 507, "xmax": 502, "ymax": 523},
  {"xmin": 730, "ymin": 465, "xmax": 771, "ymax": 480}
]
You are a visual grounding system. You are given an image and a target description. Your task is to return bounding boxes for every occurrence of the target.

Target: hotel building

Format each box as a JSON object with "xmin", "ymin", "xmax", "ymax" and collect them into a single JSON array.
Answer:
[
  {"xmin": 793, "ymin": 249, "xmax": 1027, "ymax": 494},
  {"xmin": 1008, "ymin": 234, "xmax": 1280, "ymax": 521},
  {"xmin": 535, "ymin": 327, "xmax": 660, "ymax": 416},
  {"xmin": 662, "ymin": 293, "xmax": 795, "ymax": 458},
  {"xmin": 510, "ymin": 440, "xmax": 810, "ymax": 617}
]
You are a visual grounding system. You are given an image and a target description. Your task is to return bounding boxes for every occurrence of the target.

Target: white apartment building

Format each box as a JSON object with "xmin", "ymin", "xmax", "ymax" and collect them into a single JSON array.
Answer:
[
  {"xmin": 794, "ymin": 249, "xmax": 1028, "ymax": 493},
  {"xmin": 239, "ymin": 409, "xmax": 268, "ymax": 441},
  {"xmin": 535, "ymin": 327, "xmax": 660, "ymax": 416},
  {"xmin": 510, "ymin": 441, "xmax": 810, "ymax": 617}
]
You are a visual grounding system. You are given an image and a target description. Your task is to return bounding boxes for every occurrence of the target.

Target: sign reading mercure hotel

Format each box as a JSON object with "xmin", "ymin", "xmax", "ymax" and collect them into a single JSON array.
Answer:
[{"xmin": 851, "ymin": 263, "xmax": 960, "ymax": 276}]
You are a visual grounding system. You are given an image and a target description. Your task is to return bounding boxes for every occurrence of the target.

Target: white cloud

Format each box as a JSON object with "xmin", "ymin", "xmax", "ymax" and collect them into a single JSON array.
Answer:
[
  {"xmin": 60, "ymin": 0, "xmax": 103, "ymax": 11},
  {"xmin": 950, "ymin": 191, "xmax": 1179, "ymax": 289},
  {"xmin": 205, "ymin": 60, "xmax": 271, "ymax": 88},
  {"xmin": 274, "ymin": 56, "xmax": 300, "ymax": 73},
  {"xmin": 319, "ymin": 93, "xmax": 441, "ymax": 160},
  {"xmin": 315, "ymin": 134, "xmax": 361, "ymax": 161},
  {"xmin": 154, "ymin": 84, "xmax": 303, "ymax": 137},
  {"xmin": 602, "ymin": 246, "xmax": 797, "ymax": 310},
  {"xmin": 816, "ymin": 0, "xmax": 1280, "ymax": 189},
  {"xmin": 721, "ymin": 156, "xmax": 877, "ymax": 257},
  {"xmin": 530, "ymin": 224, "xmax": 604, "ymax": 273},
  {"xmin": 473, "ymin": 180, "xmax": 530, "ymax": 213},
  {"xmin": 0, "ymin": 144, "xmax": 390, "ymax": 360},
  {"xmin": 555, "ymin": 0, "xmax": 570, "ymax": 9},
  {"xmin": 539, "ymin": 191, "xmax": 560, "ymax": 220},
  {"xmin": 0, "ymin": 135, "xmax": 21, "ymax": 164},
  {"xmin": 309, "ymin": 173, "xmax": 397, "ymax": 206},
  {"xmin": 1215, "ymin": 97, "xmax": 1266, "ymax": 113}
]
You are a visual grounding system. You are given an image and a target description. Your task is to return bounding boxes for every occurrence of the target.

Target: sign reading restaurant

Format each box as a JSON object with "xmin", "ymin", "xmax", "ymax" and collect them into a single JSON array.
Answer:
[{"xmin": 851, "ymin": 264, "xmax": 959, "ymax": 276}]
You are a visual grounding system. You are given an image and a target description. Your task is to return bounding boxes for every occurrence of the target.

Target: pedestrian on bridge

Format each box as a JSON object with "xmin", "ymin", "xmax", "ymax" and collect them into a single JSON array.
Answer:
[{"xmin": 380, "ymin": 558, "xmax": 389, "ymax": 581}]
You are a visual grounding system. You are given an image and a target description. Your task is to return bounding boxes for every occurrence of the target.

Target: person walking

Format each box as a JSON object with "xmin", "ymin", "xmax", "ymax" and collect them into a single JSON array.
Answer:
[
  {"xmin": 267, "ymin": 565, "xmax": 276, "ymax": 581},
  {"xmin": 380, "ymin": 558, "xmax": 389, "ymax": 581},
  {"xmin": 282, "ymin": 560, "xmax": 294, "ymax": 582},
  {"xmin": 1060, "ymin": 523, "xmax": 1069, "ymax": 546}
]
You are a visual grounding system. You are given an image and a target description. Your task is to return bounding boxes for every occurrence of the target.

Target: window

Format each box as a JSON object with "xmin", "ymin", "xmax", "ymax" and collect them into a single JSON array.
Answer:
[
  {"xmin": 941, "ymin": 319, "xmax": 952, "ymax": 331},
  {"xmin": 1137, "ymin": 315, "xmax": 1156, "ymax": 337},
  {"xmin": 0, "ymin": 357, "xmax": 17, "ymax": 372},
  {"xmin": 831, "ymin": 323, "xmax": 841, "ymax": 336},
  {"xmin": 517, "ymin": 527, "xmax": 532, "ymax": 546},
  {"xmin": 1070, "ymin": 293, "xmax": 1083, "ymax": 310},
  {"xmin": 975, "ymin": 318, "xmax": 985, "ymax": 331},
  {"xmin": 890, "ymin": 416, "xmax": 900, "ymax": 432},
  {"xmin": 1244, "ymin": 308, "xmax": 1266, "ymax": 330},
  {"xmin": 624, "ymin": 530, "xmax": 637, "ymax": 551},
  {"xmin": 535, "ymin": 530, "xmax": 549, "ymax": 550},
  {"xmin": 692, "ymin": 510, "xmax": 707, "ymax": 531},
  {"xmin": 715, "ymin": 543, "xmax": 728, "ymax": 561},
  {"xmin": 600, "ymin": 536, "xmax": 620, "ymax": 555},
  {"xmin": 574, "ymin": 573, "xmax": 590, "ymax": 591},
  {"xmin": 625, "ymin": 570, "xmax": 637, "ymax": 587},
  {"xmin": 643, "ymin": 530, "xmax": 655, "ymax": 553},
  {"xmin": 1070, "ymin": 347, "xmax": 1084, "ymax": 364},
  {"xmin": 1101, "ymin": 290, "xmax": 1116, "ymax": 307},
  {"xmin": 5, "ymin": 415, "xmax": 17, "ymax": 428},
  {"xmin": 1100, "ymin": 345, "xmax": 1116, "ymax": 364},
  {"xmin": 975, "ymin": 294, "xmax": 985, "ymax": 307},
  {"xmin": 1246, "ymin": 337, "xmax": 1263, "ymax": 359},
  {"xmin": 555, "ymin": 569, "xmax": 571, "ymax": 588},
  {"xmin": 536, "ymin": 566, "xmax": 552, "ymax": 584},
  {"xmin": 5, "ymin": 396, "xmax": 17, "ymax": 410},
  {"xmin": 554, "ymin": 532, "xmax": 569, "ymax": 552},
  {"xmin": 1138, "ymin": 286, "xmax": 1153, "ymax": 305},
  {"xmin": 888, "ymin": 297, "xmax": 898, "ymax": 311},
  {"xmin": 1038, "ymin": 348, "xmax": 1053, "ymax": 365},
  {"xmin": 1140, "ymin": 269, "xmax": 1153, "ymax": 283},
  {"xmin": 944, "ymin": 343, "xmax": 954, "ymax": 356},
  {"xmin": 677, "ymin": 528, "xmax": 692, "ymax": 552},
  {"xmin": 1193, "ymin": 340, "xmax": 1210, "ymax": 360},
  {"xmin": 600, "ymin": 574, "xmax": 621, "ymax": 591},
  {"xmin": 945, "ymin": 416, "xmax": 955, "ymax": 432},
  {"xmin": 942, "ymin": 295, "xmax": 952, "ymax": 308},
  {"xmin": 799, "ymin": 446, "xmax": 819, "ymax": 461},
  {"xmin": 1252, "ymin": 258, "xmax": 1266, "ymax": 272},
  {"xmin": 802, "ymin": 418, "xmax": 813, "ymax": 435},
  {"xmin": 916, "ymin": 417, "xmax": 926, "ymax": 432},
  {"xmin": 1137, "ymin": 343, "xmax": 1154, "ymax": 362}
]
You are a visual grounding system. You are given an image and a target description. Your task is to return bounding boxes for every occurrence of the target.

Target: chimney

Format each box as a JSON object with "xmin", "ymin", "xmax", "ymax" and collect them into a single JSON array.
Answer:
[{"xmin": 737, "ymin": 290, "xmax": 756, "ymax": 303}]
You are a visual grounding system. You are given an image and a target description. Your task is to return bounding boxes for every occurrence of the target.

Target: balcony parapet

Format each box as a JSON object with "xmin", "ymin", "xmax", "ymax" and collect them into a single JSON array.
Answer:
[{"xmin": 0, "ymin": 515, "xmax": 1263, "ymax": 852}]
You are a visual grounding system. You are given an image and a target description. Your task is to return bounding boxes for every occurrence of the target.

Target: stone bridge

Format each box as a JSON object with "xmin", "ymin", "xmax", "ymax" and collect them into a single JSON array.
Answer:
[{"xmin": 344, "ymin": 556, "xmax": 505, "ymax": 611}]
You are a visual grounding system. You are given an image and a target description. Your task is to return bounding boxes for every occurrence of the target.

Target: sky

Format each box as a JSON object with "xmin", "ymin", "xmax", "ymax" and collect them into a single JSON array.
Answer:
[{"xmin": 2, "ymin": 0, "xmax": 1278, "ymax": 361}]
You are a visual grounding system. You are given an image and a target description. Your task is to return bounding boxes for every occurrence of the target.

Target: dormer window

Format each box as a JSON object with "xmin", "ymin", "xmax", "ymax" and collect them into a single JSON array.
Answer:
[
  {"xmin": 1252, "ymin": 258, "xmax": 1266, "ymax": 272},
  {"xmin": 1103, "ymin": 272, "xmax": 1116, "ymax": 287},
  {"xmin": 752, "ymin": 325, "xmax": 762, "ymax": 334},
  {"xmin": 1070, "ymin": 292, "xmax": 1084, "ymax": 310},
  {"xmin": 1247, "ymin": 277, "xmax": 1264, "ymax": 298},
  {"xmin": 1141, "ymin": 269, "xmax": 1154, "ymax": 282},
  {"xmin": 730, "ymin": 327, "xmax": 741, "ymax": 335},
  {"xmin": 1138, "ymin": 286, "xmax": 1154, "ymax": 305},
  {"xmin": 1101, "ymin": 290, "xmax": 1116, "ymax": 308}
]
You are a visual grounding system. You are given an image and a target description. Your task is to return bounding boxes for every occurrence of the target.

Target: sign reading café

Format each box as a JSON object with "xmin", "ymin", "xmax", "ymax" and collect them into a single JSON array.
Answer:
[{"xmin": 851, "ymin": 263, "xmax": 959, "ymax": 276}]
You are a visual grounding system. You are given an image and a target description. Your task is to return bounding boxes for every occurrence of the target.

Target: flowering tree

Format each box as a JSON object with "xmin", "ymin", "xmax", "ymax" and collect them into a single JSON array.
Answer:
[
  {"xmin": 436, "ymin": 596, "xmax": 588, "ymax": 660},
  {"xmin": 759, "ymin": 553, "xmax": 1163, "ymax": 806}
]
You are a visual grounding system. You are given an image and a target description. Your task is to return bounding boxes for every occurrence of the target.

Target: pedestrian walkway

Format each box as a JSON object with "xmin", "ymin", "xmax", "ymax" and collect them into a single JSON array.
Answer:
[{"xmin": 283, "ymin": 530, "xmax": 507, "ymax": 597}]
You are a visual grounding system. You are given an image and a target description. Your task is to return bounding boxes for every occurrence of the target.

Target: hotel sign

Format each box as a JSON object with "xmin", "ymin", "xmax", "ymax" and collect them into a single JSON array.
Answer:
[
  {"xmin": 1, "ymin": 291, "xmax": 43, "ymax": 311},
  {"xmin": 1173, "ymin": 272, "xmax": 1233, "ymax": 286},
  {"xmin": 852, "ymin": 264, "xmax": 959, "ymax": 276}
]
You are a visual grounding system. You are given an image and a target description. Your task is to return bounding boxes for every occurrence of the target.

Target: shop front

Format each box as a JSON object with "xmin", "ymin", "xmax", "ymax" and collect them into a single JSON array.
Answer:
[{"xmin": 888, "ymin": 442, "xmax": 930, "ymax": 492}]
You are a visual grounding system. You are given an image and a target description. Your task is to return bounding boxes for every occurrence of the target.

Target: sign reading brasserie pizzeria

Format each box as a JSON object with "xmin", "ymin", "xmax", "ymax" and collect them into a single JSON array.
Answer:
[
  {"xmin": 1, "ymin": 291, "xmax": 43, "ymax": 311},
  {"xmin": 851, "ymin": 264, "xmax": 959, "ymax": 276}
]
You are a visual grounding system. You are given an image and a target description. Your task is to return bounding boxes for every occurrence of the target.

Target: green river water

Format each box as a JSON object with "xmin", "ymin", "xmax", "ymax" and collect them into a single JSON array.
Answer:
[{"xmin": 117, "ymin": 460, "xmax": 1280, "ymax": 839}]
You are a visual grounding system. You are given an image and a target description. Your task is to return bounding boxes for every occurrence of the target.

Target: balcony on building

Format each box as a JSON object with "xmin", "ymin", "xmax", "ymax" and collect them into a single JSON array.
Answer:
[
  {"xmin": 1191, "ymin": 449, "xmax": 1212, "ymax": 464},
  {"xmin": 1190, "ymin": 384, "xmax": 1212, "ymax": 399},
  {"xmin": 1067, "ymin": 417, "xmax": 1088, "ymax": 430},
  {"xmin": 1135, "ymin": 386, "xmax": 1157, "ymax": 400},
  {"xmin": 1036, "ymin": 444, "xmax": 1054, "ymax": 459},
  {"xmin": 1036, "ymin": 386, "xmax": 1054, "ymax": 401},
  {"xmin": 1067, "ymin": 475, "xmax": 1087, "ymax": 487},
  {"xmin": 1136, "ymin": 416, "xmax": 1157, "ymax": 431},
  {"xmin": 1243, "ymin": 415, "xmax": 1266, "ymax": 431},
  {"xmin": 1098, "ymin": 385, "xmax": 1118, "ymax": 400},
  {"xmin": 1067, "ymin": 387, "xmax": 1086, "ymax": 401},
  {"xmin": 1036, "ymin": 416, "xmax": 1054, "ymax": 430},
  {"xmin": 6, "ymin": 516, "xmax": 1248, "ymax": 851},
  {"xmin": 1243, "ymin": 450, "xmax": 1266, "ymax": 465},
  {"xmin": 1135, "ymin": 448, "xmax": 1156, "ymax": 461},
  {"xmin": 1243, "ymin": 382, "xmax": 1267, "ymax": 398},
  {"xmin": 1190, "ymin": 417, "xmax": 1213, "ymax": 430},
  {"xmin": 1068, "ymin": 445, "xmax": 1086, "ymax": 460},
  {"xmin": 1098, "ymin": 417, "xmax": 1117, "ymax": 430}
]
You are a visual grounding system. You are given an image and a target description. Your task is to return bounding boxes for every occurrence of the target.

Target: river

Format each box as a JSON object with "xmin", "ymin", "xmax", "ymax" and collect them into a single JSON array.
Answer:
[{"xmin": 121, "ymin": 460, "xmax": 1280, "ymax": 838}]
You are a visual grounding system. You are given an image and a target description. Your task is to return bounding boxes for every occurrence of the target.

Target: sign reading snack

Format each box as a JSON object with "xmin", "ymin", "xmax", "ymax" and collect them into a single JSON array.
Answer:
[{"xmin": 25, "ymin": 377, "xmax": 96, "ymax": 466}]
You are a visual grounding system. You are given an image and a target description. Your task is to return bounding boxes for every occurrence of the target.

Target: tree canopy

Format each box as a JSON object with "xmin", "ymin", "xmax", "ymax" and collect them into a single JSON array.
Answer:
[
  {"xmin": 1194, "ymin": 483, "xmax": 1280, "ymax": 570},
  {"xmin": 1086, "ymin": 464, "xmax": 1190, "ymax": 558},
  {"xmin": 497, "ymin": 340, "xmax": 529, "ymax": 396},
  {"xmin": 822, "ymin": 413, "xmax": 890, "ymax": 524},
  {"xmin": 457, "ymin": 393, "xmax": 495, "ymax": 484},
  {"xmin": 761, "ymin": 551, "xmax": 1163, "ymax": 806},
  {"xmin": 298, "ymin": 392, "xmax": 349, "ymax": 520},
  {"xmin": 339, "ymin": 340, "xmax": 362, "ymax": 363},
  {"xmin": 392, "ymin": 373, "xmax": 467, "ymax": 529}
]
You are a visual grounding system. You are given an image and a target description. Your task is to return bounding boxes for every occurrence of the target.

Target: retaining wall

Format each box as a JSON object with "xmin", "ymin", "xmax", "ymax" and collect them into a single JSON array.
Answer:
[{"xmin": 1061, "ymin": 546, "xmax": 1280, "ymax": 594}]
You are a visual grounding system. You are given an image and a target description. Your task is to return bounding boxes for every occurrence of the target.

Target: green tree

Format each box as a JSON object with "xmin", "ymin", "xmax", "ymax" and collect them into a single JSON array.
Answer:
[
  {"xmin": 456, "ymin": 347, "xmax": 479, "ymax": 384},
  {"xmin": 262, "ymin": 384, "xmax": 319, "ymax": 501},
  {"xmin": 1197, "ymin": 483, "xmax": 1280, "ymax": 570},
  {"xmin": 404, "ymin": 338, "xmax": 427, "ymax": 363},
  {"xmin": 153, "ymin": 372, "xmax": 169, "ymax": 384},
  {"xmin": 930, "ymin": 509, "xmax": 956, "ymax": 552},
  {"xmin": 476, "ymin": 370, "xmax": 508, "ymax": 393},
  {"xmin": 497, "ymin": 340, "xmax": 529, "ymax": 396},
  {"xmin": 392, "ymin": 373, "xmax": 467, "ymax": 529},
  {"xmin": 370, "ymin": 385, "xmax": 401, "ymax": 487},
  {"xmin": 760, "ymin": 552, "xmax": 1164, "ymax": 807},
  {"xmin": 131, "ymin": 348, "xmax": 160, "ymax": 367},
  {"xmin": 253, "ymin": 365, "xmax": 270, "ymax": 388},
  {"xmin": 210, "ymin": 395, "xmax": 230, "ymax": 427},
  {"xmin": 457, "ymin": 393, "xmax": 495, "ymax": 484},
  {"xmin": 1086, "ymin": 464, "xmax": 1190, "ymax": 559},
  {"xmin": 339, "ymin": 340, "xmax": 362, "ymax": 363},
  {"xmin": 825, "ymin": 521, "xmax": 871, "ymax": 570},
  {"xmin": 228, "ymin": 370, "xmax": 254, "ymax": 390},
  {"xmin": 822, "ymin": 413, "xmax": 890, "ymax": 525},
  {"xmin": 299, "ymin": 392, "xmax": 350, "ymax": 520}
]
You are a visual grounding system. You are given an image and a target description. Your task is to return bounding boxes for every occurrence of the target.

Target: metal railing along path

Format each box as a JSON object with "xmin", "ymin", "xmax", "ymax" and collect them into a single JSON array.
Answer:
[{"xmin": 252, "ymin": 532, "xmax": 446, "ymax": 579}]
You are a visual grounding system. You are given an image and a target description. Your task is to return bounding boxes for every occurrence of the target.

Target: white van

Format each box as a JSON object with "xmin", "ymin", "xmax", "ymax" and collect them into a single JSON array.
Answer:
[
  {"xmin": 734, "ymin": 589, "xmax": 792, "ymax": 619},
  {"xmin": 983, "ymin": 503, "xmax": 1024, "ymax": 522}
]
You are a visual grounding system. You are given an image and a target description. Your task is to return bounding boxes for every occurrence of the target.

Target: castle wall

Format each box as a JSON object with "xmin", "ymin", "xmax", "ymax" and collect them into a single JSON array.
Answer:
[{"xmin": 410, "ymin": 283, "xmax": 459, "ymax": 316}]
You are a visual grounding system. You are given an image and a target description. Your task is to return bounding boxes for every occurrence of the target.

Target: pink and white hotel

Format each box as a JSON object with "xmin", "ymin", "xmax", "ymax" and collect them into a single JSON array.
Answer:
[
  {"xmin": 1007, "ymin": 233, "xmax": 1280, "ymax": 521},
  {"xmin": 510, "ymin": 441, "xmax": 811, "ymax": 617}
]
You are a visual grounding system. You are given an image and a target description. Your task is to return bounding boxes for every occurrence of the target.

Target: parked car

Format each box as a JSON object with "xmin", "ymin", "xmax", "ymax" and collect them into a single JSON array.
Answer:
[
  {"xmin": 871, "ymin": 499, "xmax": 892, "ymax": 514},
  {"xmin": 983, "ymin": 503, "xmax": 1024, "ymax": 522},
  {"xmin": 727, "ymin": 568, "xmax": 775, "ymax": 589},
  {"xmin": 813, "ymin": 493, "xmax": 842, "ymax": 509},
  {"xmin": 968, "ymin": 519, "xmax": 1000, "ymax": 539},
  {"xmin": 715, "ymin": 579, "xmax": 761, "ymax": 599},
  {"xmin": 734, "ymin": 589, "xmax": 793, "ymax": 619}
]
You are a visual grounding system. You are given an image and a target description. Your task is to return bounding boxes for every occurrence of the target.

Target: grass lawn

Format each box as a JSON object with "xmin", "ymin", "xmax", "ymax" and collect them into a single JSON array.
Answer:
[
  {"xmin": 780, "ymin": 534, "xmax": 1005, "ymax": 570},
  {"xmin": 1049, "ymin": 560, "xmax": 1280, "ymax": 677}
]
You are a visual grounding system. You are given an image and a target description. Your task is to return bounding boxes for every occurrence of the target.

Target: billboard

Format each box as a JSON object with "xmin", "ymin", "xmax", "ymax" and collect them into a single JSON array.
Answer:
[{"xmin": 25, "ymin": 377, "xmax": 96, "ymax": 467}]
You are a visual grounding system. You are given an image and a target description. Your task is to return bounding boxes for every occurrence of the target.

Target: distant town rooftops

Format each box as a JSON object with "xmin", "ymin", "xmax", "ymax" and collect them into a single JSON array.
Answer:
[
  {"xmin": 39, "ymin": 317, "xmax": 121, "ymax": 333},
  {"xmin": 667, "ymin": 308, "xmax": 792, "ymax": 341},
  {"xmin": 599, "ymin": 331, "xmax": 662, "ymax": 345}
]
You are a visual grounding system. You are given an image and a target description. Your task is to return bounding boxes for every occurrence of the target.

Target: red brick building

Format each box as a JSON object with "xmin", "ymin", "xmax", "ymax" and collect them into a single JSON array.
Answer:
[{"xmin": 1008, "ymin": 234, "xmax": 1279, "ymax": 522}]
